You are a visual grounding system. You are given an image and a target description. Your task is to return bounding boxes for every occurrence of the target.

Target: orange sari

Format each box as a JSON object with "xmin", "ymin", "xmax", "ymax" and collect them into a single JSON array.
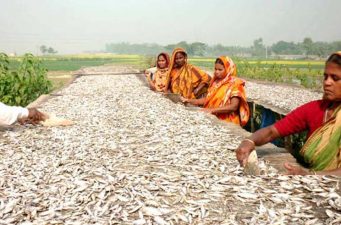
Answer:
[
  {"xmin": 204, "ymin": 56, "xmax": 250, "ymax": 126},
  {"xmin": 166, "ymin": 48, "xmax": 210, "ymax": 99}
]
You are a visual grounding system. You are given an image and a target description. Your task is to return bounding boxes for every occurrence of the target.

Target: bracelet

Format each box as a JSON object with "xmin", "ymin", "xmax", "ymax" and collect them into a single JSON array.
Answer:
[{"xmin": 243, "ymin": 138, "xmax": 256, "ymax": 147}]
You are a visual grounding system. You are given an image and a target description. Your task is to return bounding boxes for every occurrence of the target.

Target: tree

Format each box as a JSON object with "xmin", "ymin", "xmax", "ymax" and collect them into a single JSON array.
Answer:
[
  {"xmin": 271, "ymin": 41, "xmax": 301, "ymax": 55},
  {"xmin": 40, "ymin": 45, "xmax": 57, "ymax": 55},
  {"xmin": 47, "ymin": 47, "xmax": 57, "ymax": 54},
  {"xmin": 302, "ymin": 37, "xmax": 314, "ymax": 56},
  {"xmin": 190, "ymin": 42, "xmax": 207, "ymax": 56},
  {"xmin": 252, "ymin": 38, "xmax": 266, "ymax": 57},
  {"xmin": 40, "ymin": 45, "xmax": 48, "ymax": 55}
]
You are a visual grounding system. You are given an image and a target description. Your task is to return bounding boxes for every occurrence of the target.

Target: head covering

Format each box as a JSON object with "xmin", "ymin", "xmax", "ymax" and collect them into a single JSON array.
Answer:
[
  {"xmin": 168, "ymin": 47, "xmax": 187, "ymax": 70},
  {"xmin": 156, "ymin": 52, "xmax": 170, "ymax": 69},
  {"xmin": 209, "ymin": 56, "xmax": 237, "ymax": 88},
  {"xmin": 204, "ymin": 56, "xmax": 250, "ymax": 126}
]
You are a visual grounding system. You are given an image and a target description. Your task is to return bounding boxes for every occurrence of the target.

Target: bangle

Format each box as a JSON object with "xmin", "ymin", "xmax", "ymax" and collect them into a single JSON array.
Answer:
[
  {"xmin": 309, "ymin": 169, "xmax": 317, "ymax": 175},
  {"xmin": 243, "ymin": 138, "xmax": 256, "ymax": 147}
]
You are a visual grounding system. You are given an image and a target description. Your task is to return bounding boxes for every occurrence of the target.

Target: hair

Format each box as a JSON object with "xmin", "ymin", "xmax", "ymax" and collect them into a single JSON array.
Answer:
[
  {"xmin": 215, "ymin": 58, "xmax": 224, "ymax": 66},
  {"xmin": 177, "ymin": 51, "xmax": 187, "ymax": 57},
  {"xmin": 158, "ymin": 53, "xmax": 167, "ymax": 60},
  {"xmin": 157, "ymin": 53, "xmax": 169, "ymax": 67},
  {"xmin": 326, "ymin": 53, "xmax": 341, "ymax": 67}
]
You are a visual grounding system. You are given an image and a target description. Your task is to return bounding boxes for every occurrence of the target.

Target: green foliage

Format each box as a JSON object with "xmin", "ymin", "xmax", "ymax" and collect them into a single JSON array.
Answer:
[
  {"xmin": 105, "ymin": 39, "xmax": 341, "ymax": 58},
  {"xmin": 233, "ymin": 59, "xmax": 323, "ymax": 89},
  {"xmin": 0, "ymin": 53, "xmax": 52, "ymax": 106}
]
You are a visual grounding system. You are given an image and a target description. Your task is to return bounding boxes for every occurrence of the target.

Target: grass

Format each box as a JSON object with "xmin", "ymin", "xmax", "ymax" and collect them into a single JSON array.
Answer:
[
  {"xmin": 47, "ymin": 71, "xmax": 73, "ymax": 91},
  {"xmin": 9, "ymin": 54, "xmax": 148, "ymax": 72}
]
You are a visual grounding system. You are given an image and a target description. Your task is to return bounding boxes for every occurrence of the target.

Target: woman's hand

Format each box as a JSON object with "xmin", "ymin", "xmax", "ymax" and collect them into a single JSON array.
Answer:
[
  {"xmin": 201, "ymin": 108, "xmax": 214, "ymax": 114},
  {"xmin": 236, "ymin": 139, "xmax": 255, "ymax": 167},
  {"xmin": 283, "ymin": 162, "xmax": 311, "ymax": 175},
  {"xmin": 180, "ymin": 96, "xmax": 189, "ymax": 103}
]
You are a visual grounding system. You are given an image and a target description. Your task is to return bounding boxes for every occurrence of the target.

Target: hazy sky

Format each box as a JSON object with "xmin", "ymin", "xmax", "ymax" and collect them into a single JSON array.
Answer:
[{"xmin": 1, "ymin": 0, "xmax": 340, "ymax": 54}]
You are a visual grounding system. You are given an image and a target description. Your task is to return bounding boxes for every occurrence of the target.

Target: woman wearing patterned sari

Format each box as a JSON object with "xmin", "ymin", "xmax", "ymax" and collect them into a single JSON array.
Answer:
[
  {"xmin": 145, "ymin": 52, "xmax": 170, "ymax": 92},
  {"xmin": 164, "ymin": 48, "xmax": 210, "ymax": 99},
  {"xmin": 181, "ymin": 56, "xmax": 249, "ymax": 126},
  {"xmin": 236, "ymin": 52, "xmax": 341, "ymax": 175}
]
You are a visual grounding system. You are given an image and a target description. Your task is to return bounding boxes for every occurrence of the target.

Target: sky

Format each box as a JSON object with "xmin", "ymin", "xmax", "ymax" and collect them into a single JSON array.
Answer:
[{"xmin": 0, "ymin": 0, "xmax": 341, "ymax": 54}]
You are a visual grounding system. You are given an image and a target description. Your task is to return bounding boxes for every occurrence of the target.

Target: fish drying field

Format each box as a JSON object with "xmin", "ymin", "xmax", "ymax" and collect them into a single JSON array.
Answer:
[{"xmin": 0, "ymin": 66, "xmax": 340, "ymax": 224}]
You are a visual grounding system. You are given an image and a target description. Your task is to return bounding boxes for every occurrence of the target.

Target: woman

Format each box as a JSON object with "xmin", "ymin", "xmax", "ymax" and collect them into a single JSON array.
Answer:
[
  {"xmin": 181, "ymin": 56, "xmax": 250, "ymax": 126},
  {"xmin": 165, "ymin": 48, "xmax": 210, "ymax": 99},
  {"xmin": 236, "ymin": 51, "xmax": 341, "ymax": 175},
  {"xmin": 145, "ymin": 52, "xmax": 170, "ymax": 92}
]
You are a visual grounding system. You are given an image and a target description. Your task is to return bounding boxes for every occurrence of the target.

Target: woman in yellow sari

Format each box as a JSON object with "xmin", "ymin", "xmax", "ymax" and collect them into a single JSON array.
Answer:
[
  {"xmin": 145, "ymin": 52, "xmax": 170, "ymax": 92},
  {"xmin": 165, "ymin": 48, "xmax": 210, "ymax": 99},
  {"xmin": 236, "ymin": 51, "xmax": 341, "ymax": 175},
  {"xmin": 181, "ymin": 56, "xmax": 250, "ymax": 127}
]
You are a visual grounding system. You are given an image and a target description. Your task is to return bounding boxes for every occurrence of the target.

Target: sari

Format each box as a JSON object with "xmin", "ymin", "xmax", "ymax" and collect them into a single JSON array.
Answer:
[
  {"xmin": 300, "ymin": 51, "xmax": 341, "ymax": 171},
  {"xmin": 150, "ymin": 52, "xmax": 170, "ymax": 92},
  {"xmin": 203, "ymin": 56, "xmax": 250, "ymax": 126},
  {"xmin": 300, "ymin": 101, "xmax": 341, "ymax": 171},
  {"xmin": 166, "ymin": 48, "xmax": 210, "ymax": 99}
]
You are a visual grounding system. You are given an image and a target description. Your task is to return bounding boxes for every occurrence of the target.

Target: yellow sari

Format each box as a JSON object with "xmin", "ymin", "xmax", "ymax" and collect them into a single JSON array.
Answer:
[
  {"xmin": 204, "ymin": 56, "xmax": 250, "ymax": 126},
  {"xmin": 152, "ymin": 53, "xmax": 170, "ymax": 92},
  {"xmin": 166, "ymin": 48, "xmax": 210, "ymax": 99}
]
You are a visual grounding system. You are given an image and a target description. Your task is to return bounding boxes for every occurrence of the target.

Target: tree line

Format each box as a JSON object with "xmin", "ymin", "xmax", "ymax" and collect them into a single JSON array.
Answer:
[{"xmin": 105, "ymin": 38, "xmax": 341, "ymax": 58}]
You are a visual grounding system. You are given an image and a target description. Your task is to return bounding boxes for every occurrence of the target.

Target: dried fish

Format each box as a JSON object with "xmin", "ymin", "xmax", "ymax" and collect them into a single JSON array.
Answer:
[{"xmin": 0, "ymin": 66, "xmax": 337, "ymax": 224}]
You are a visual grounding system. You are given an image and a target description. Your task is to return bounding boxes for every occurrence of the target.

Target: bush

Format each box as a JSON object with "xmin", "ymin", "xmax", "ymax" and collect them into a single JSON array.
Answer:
[{"xmin": 0, "ymin": 53, "xmax": 52, "ymax": 106}]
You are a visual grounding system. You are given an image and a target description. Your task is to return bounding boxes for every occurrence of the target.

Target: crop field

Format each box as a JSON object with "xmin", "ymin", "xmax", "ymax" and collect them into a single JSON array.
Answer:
[
  {"xmin": 189, "ymin": 57, "xmax": 325, "ymax": 69},
  {"xmin": 8, "ymin": 54, "xmax": 148, "ymax": 72},
  {"xmin": 189, "ymin": 57, "xmax": 324, "ymax": 89},
  {"xmin": 5, "ymin": 53, "xmax": 325, "ymax": 90}
]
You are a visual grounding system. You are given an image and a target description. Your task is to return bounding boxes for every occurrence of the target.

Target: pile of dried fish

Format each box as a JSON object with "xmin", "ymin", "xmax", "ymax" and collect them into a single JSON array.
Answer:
[
  {"xmin": 0, "ymin": 67, "xmax": 340, "ymax": 224},
  {"xmin": 245, "ymin": 81, "xmax": 322, "ymax": 113}
]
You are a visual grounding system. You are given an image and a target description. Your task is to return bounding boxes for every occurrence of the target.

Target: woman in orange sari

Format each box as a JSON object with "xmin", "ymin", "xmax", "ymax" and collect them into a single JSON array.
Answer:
[
  {"xmin": 164, "ymin": 48, "xmax": 210, "ymax": 99},
  {"xmin": 181, "ymin": 56, "xmax": 250, "ymax": 126},
  {"xmin": 145, "ymin": 52, "xmax": 170, "ymax": 92}
]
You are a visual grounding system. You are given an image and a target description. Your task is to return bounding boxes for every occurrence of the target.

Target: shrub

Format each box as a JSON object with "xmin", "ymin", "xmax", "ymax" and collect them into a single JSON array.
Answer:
[{"xmin": 0, "ymin": 53, "xmax": 52, "ymax": 106}]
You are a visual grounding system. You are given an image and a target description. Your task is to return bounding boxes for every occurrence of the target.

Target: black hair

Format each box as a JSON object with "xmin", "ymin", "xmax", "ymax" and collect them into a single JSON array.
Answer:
[
  {"xmin": 326, "ymin": 53, "xmax": 341, "ymax": 67},
  {"xmin": 215, "ymin": 58, "xmax": 224, "ymax": 66},
  {"xmin": 177, "ymin": 51, "xmax": 187, "ymax": 57}
]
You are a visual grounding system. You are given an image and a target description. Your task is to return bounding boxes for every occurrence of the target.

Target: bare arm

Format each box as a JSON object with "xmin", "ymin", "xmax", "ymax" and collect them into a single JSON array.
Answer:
[
  {"xmin": 181, "ymin": 97, "xmax": 206, "ymax": 106},
  {"xmin": 193, "ymin": 83, "xmax": 206, "ymax": 96},
  {"xmin": 209, "ymin": 97, "xmax": 240, "ymax": 114},
  {"xmin": 283, "ymin": 162, "xmax": 341, "ymax": 175},
  {"xmin": 236, "ymin": 125, "xmax": 281, "ymax": 166}
]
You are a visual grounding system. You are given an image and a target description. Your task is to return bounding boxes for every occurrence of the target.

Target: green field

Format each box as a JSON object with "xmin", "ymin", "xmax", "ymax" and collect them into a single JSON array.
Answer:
[
  {"xmin": 8, "ymin": 54, "xmax": 149, "ymax": 72},
  {"xmin": 189, "ymin": 58, "xmax": 325, "ymax": 70},
  {"xmin": 7, "ymin": 54, "xmax": 325, "ymax": 90}
]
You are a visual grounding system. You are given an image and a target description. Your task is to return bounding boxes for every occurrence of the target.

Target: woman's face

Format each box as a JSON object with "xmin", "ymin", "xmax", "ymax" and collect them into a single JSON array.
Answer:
[
  {"xmin": 323, "ymin": 62, "xmax": 341, "ymax": 102},
  {"xmin": 214, "ymin": 63, "xmax": 226, "ymax": 80},
  {"xmin": 157, "ymin": 55, "xmax": 167, "ymax": 69},
  {"xmin": 174, "ymin": 52, "xmax": 186, "ymax": 68}
]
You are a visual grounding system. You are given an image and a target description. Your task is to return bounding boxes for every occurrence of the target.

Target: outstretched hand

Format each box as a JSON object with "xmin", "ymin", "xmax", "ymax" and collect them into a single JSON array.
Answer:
[
  {"xmin": 19, "ymin": 108, "xmax": 47, "ymax": 125},
  {"xmin": 235, "ymin": 140, "xmax": 255, "ymax": 167},
  {"xmin": 180, "ymin": 96, "xmax": 189, "ymax": 103},
  {"xmin": 200, "ymin": 108, "xmax": 214, "ymax": 114},
  {"xmin": 283, "ymin": 162, "xmax": 310, "ymax": 175}
]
